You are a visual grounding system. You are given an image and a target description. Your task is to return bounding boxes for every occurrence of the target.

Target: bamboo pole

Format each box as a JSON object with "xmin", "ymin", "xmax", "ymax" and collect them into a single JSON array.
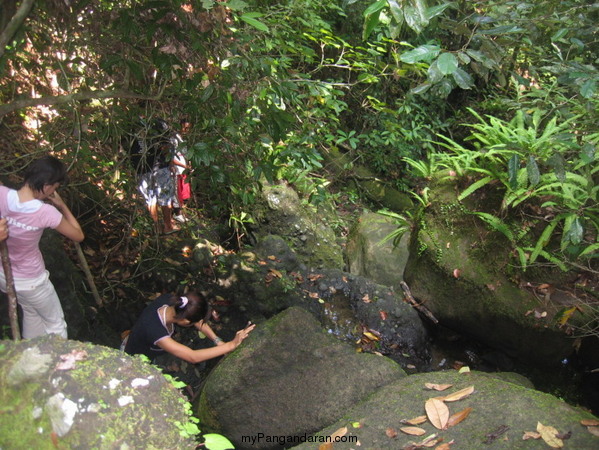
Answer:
[
  {"xmin": 0, "ymin": 215, "xmax": 21, "ymax": 340},
  {"xmin": 74, "ymin": 242, "xmax": 103, "ymax": 307}
]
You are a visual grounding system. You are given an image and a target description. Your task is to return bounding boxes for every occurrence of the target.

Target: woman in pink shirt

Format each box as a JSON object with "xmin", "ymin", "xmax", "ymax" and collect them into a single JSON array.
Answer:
[{"xmin": 0, "ymin": 156, "xmax": 84, "ymax": 338}]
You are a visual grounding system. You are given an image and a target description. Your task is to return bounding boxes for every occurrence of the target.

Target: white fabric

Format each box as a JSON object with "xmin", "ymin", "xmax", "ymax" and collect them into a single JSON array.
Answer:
[{"xmin": 0, "ymin": 269, "xmax": 67, "ymax": 339}]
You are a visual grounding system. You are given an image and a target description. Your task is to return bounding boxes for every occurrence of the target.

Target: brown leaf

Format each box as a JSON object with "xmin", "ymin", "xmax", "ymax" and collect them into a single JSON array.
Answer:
[
  {"xmin": 420, "ymin": 435, "xmax": 442, "ymax": 447},
  {"xmin": 587, "ymin": 426, "xmax": 599, "ymax": 437},
  {"xmin": 435, "ymin": 442, "xmax": 454, "ymax": 450},
  {"xmin": 400, "ymin": 427, "xmax": 426, "ymax": 436},
  {"xmin": 379, "ymin": 310, "xmax": 388, "ymax": 320},
  {"xmin": 580, "ymin": 419, "xmax": 599, "ymax": 426},
  {"xmin": 386, "ymin": 427, "xmax": 398, "ymax": 438},
  {"xmin": 402, "ymin": 415, "xmax": 428, "ymax": 425},
  {"xmin": 362, "ymin": 294, "xmax": 371, "ymax": 303},
  {"xmin": 446, "ymin": 407, "xmax": 472, "ymax": 428},
  {"xmin": 269, "ymin": 268, "xmax": 282, "ymax": 278},
  {"xmin": 438, "ymin": 385, "xmax": 474, "ymax": 402},
  {"xmin": 425, "ymin": 398, "xmax": 450, "ymax": 430},
  {"xmin": 537, "ymin": 422, "xmax": 564, "ymax": 448},
  {"xmin": 267, "ymin": 255, "xmax": 277, "ymax": 260},
  {"xmin": 424, "ymin": 383, "xmax": 453, "ymax": 391},
  {"xmin": 453, "ymin": 269, "xmax": 461, "ymax": 279},
  {"xmin": 330, "ymin": 426, "xmax": 347, "ymax": 440},
  {"xmin": 522, "ymin": 431, "xmax": 541, "ymax": 440},
  {"xmin": 318, "ymin": 444, "xmax": 333, "ymax": 450}
]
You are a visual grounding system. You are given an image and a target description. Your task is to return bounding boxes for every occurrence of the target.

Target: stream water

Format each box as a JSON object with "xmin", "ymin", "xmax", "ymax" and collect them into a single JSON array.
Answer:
[{"xmin": 317, "ymin": 291, "xmax": 599, "ymax": 416}]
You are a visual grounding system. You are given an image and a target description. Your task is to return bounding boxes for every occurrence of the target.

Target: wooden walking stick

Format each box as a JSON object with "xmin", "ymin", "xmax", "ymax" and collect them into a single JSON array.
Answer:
[{"xmin": 0, "ymin": 215, "xmax": 21, "ymax": 340}]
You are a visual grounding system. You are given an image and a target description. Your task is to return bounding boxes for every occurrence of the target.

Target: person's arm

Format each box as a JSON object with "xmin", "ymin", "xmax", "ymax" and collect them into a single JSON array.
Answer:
[
  {"xmin": 0, "ymin": 218, "xmax": 7, "ymax": 242},
  {"xmin": 47, "ymin": 192, "xmax": 85, "ymax": 242},
  {"xmin": 195, "ymin": 322, "xmax": 225, "ymax": 346},
  {"xmin": 157, "ymin": 323, "xmax": 256, "ymax": 364}
]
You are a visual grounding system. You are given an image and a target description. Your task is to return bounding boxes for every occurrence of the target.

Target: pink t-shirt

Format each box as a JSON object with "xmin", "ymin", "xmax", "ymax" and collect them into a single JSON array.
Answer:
[{"xmin": 0, "ymin": 186, "xmax": 63, "ymax": 278}]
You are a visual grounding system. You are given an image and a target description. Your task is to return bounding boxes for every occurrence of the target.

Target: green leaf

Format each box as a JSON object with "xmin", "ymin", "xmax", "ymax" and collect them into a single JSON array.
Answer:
[
  {"xmin": 458, "ymin": 176, "xmax": 493, "ymax": 201},
  {"xmin": 204, "ymin": 433, "xmax": 235, "ymax": 450},
  {"xmin": 530, "ymin": 219, "xmax": 560, "ymax": 264},
  {"xmin": 580, "ymin": 79, "xmax": 596, "ymax": 98},
  {"xmin": 581, "ymin": 143, "xmax": 596, "ymax": 164},
  {"xmin": 508, "ymin": 154, "xmax": 520, "ymax": 190},
  {"xmin": 400, "ymin": 45, "xmax": 441, "ymax": 64},
  {"xmin": 526, "ymin": 156, "xmax": 540, "ymax": 187},
  {"xmin": 578, "ymin": 243, "xmax": 599, "ymax": 258},
  {"xmin": 452, "ymin": 68, "xmax": 474, "ymax": 89},
  {"xmin": 240, "ymin": 14, "xmax": 269, "ymax": 32},
  {"xmin": 547, "ymin": 153, "xmax": 566, "ymax": 182},
  {"xmin": 437, "ymin": 53, "xmax": 458, "ymax": 75},
  {"xmin": 427, "ymin": 60, "xmax": 444, "ymax": 83},
  {"xmin": 363, "ymin": 9, "xmax": 382, "ymax": 40},
  {"xmin": 471, "ymin": 212, "xmax": 514, "ymax": 240},
  {"xmin": 225, "ymin": 0, "xmax": 248, "ymax": 11},
  {"xmin": 562, "ymin": 215, "xmax": 584, "ymax": 249},
  {"xmin": 477, "ymin": 25, "xmax": 524, "ymax": 35},
  {"xmin": 387, "ymin": 0, "xmax": 404, "ymax": 23},
  {"xmin": 364, "ymin": 0, "xmax": 387, "ymax": 17}
]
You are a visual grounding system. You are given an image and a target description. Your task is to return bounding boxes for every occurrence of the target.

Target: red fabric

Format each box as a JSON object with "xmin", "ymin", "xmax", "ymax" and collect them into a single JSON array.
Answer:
[{"xmin": 177, "ymin": 174, "xmax": 191, "ymax": 201}]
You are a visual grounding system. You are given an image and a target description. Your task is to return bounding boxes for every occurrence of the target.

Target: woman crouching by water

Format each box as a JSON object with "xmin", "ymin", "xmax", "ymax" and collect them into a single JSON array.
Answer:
[{"xmin": 123, "ymin": 291, "xmax": 255, "ymax": 363}]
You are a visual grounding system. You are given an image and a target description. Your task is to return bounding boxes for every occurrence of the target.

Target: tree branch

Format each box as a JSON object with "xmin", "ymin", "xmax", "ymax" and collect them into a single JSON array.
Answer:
[
  {"xmin": 0, "ymin": 87, "xmax": 166, "ymax": 117},
  {"xmin": 0, "ymin": 0, "xmax": 36, "ymax": 60}
]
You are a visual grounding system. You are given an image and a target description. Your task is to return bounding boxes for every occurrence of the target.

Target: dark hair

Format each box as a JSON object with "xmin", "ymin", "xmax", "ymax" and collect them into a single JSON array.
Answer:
[
  {"xmin": 170, "ymin": 291, "xmax": 211, "ymax": 324},
  {"xmin": 23, "ymin": 156, "xmax": 68, "ymax": 192}
]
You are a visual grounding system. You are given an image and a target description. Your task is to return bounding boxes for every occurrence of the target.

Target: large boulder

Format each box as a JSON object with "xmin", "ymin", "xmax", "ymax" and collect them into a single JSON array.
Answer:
[
  {"xmin": 293, "ymin": 370, "xmax": 599, "ymax": 449},
  {"xmin": 403, "ymin": 178, "xmax": 586, "ymax": 366},
  {"xmin": 346, "ymin": 211, "xmax": 410, "ymax": 290},
  {"xmin": 0, "ymin": 335, "xmax": 197, "ymax": 449},
  {"xmin": 251, "ymin": 183, "xmax": 345, "ymax": 270},
  {"xmin": 197, "ymin": 306, "xmax": 405, "ymax": 448}
]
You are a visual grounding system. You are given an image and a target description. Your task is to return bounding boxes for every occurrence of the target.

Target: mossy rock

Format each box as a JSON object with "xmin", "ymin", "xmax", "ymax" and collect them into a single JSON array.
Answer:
[
  {"xmin": 0, "ymin": 335, "xmax": 196, "ymax": 449},
  {"xmin": 197, "ymin": 306, "xmax": 405, "ymax": 448},
  {"xmin": 292, "ymin": 370, "xmax": 599, "ymax": 449}
]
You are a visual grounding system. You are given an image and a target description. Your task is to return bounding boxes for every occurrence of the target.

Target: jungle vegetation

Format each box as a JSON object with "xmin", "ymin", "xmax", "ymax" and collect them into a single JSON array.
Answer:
[{"xmin": 0, "ymin": 0, "xmax": 597, "ymax": 331}]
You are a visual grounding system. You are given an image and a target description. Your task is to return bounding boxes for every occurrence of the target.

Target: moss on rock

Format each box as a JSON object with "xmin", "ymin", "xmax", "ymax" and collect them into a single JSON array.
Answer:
[{"xmin": 0, "ymin": 336, "xmax": 197, "ymax": 449}]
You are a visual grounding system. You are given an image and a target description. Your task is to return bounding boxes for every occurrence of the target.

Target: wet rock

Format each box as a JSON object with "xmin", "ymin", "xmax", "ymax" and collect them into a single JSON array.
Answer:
[{"xmin": 197, "ymin": 306, "xmax": 405, "ymax": 449}]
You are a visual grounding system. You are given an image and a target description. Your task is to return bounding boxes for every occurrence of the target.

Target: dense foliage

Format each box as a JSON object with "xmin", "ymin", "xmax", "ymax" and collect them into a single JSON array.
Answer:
[{"xmin": 0, "ymin": 0, "xmax": 597, "ymax": 290}]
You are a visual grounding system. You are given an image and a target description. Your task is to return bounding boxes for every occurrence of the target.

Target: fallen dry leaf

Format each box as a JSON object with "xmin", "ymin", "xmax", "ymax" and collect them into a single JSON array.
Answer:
[
  {"xmin": 419, "ymin": 434, "xmax": 442, "ymax": 448},
  {"xmin": 330, "ymin": 426, "xmax": 347, "ymax": 440},
  {"xmin": 438, "ymin": 386, "xmax": 475, "ymax": 402},
  {"xmin": 318, "ymin": 444, "xmax": 332, "ymax": 450},
  {"xmin": 386, "ymin": 427, "xmax": 398, "ymax": 438},
  {"xmin": 522, "ymin": 431, "xmax": 541, "ymax": 440},
  {"xmin": 453, "ymin": 269, "xmax": 461, "ymax": 279},
  {"xmin": 402, "ymin": 415, "xmax": 428, "ymax": 425},
  {"xmin": 400, "ymin": 427, "xmax": 426, "ymax": 436},
  {"xmin": 435, "ymin": 441, "xmax": 454, "ymax": 450},
  {"xmin": 587, "ymin": 426, "xmax": 599, "ymax": 437},
  {"xmin": 537, "ymin": 422, "xmax": 563, "ymax": 448},
  {"xmin": 379, "ymin": 310, "xmax": 388, "ymax": 320},
  {"xmin": 424, "ymin": 383, "xmax": 453, "ymax": 391},
  {"xmin": 425, "ymin": 398, "xmax": 450, "ymax": 430},
  {"xmin": 458, "ymin": 365, "xmax": 471, "ymax": 374},
  {"xmin": 267, "ymin": 255, "xmax": 276, "ymax": 260},
  {"xmin": 269, "ymin": 268, "xmax": 282, "ymax": 278},
  {"xmin": 363, "ymin": 331, "xmax": 380, "ymax": 341},
  {"xmin": 362, "ymin": 294, "xmax": 371, "ymax": 303},
  {"xmin": 446, "ymin": 407, "xmax": 472, "ymax": 428},
  {"xmin": 580, "ymin": 419, "xmax": 599, "ymax": 426}
]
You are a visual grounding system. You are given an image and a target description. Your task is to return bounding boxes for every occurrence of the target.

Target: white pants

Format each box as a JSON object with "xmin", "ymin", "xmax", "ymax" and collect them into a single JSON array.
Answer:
[{"xmin": 0, "ymin": 270, "xmax": 67, "ymax": 339}]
